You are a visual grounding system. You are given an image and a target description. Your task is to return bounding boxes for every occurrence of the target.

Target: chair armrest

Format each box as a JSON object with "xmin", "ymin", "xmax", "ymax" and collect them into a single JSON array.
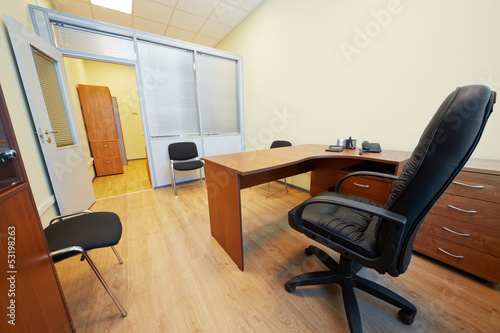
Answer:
[
  {"xmin": 50, "ymin": 245, "xmax": 85, "ymax": 258},
  {"xmin": 49, "ymin": 210, "xmax": 93, "ymax": 225},
  {"xmin": 337, "ymin": 171, "xmax": 399, "ymax": 193},
  {"xmin": 292, "ymin": 194, "xmax": 406, "ymax": 268}
]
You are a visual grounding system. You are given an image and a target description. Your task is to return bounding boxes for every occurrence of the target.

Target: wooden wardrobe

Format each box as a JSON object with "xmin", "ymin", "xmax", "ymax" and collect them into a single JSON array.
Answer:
[
  {"xmin": 77, "ymin": 84, "xmax": 124, "ymax": 176},
  {"xmin": 0, "ymin": 85, "xmax": 74, "ymax": 332}
]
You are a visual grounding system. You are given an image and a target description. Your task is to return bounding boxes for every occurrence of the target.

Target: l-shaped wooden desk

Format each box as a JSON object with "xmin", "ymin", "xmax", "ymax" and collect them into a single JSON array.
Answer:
[{"xmin": 202, "ymin": 144, "xmax": 411, "ymax": 270}]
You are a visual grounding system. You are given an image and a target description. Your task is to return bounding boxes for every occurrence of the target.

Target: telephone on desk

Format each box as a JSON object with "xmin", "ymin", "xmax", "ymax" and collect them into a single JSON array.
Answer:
[{"xmin": 359, "ymin": 141, "xmax": 382, "ymax": 154}]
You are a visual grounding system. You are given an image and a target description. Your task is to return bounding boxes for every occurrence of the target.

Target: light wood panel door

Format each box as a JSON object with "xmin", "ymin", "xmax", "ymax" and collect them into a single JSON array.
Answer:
[
  {"xmin": 78, "ymin": 84, "xmax": 123, "ymax": 176},
  {"xmin": 0, "ymin": 86, "xmax": 73, "ymax": 332}
]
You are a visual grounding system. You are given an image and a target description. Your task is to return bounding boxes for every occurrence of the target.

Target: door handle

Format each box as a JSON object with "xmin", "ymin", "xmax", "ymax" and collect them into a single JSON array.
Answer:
[
  {"xmin": 44, "ymin": 129, "xmax": 58, "ymax": 135},
  {"xmin": 0, "ymin": 149, "xmax": 17, "ymax": 162}
]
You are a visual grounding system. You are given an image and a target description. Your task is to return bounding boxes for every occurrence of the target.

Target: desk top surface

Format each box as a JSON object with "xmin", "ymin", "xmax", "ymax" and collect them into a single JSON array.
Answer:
[{"xmin": 202, "ymin": 144, "xmax": 411, "ymax": 176}]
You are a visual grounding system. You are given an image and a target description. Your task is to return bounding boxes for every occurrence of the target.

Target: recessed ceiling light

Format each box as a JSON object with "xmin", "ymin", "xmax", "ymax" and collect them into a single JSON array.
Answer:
[{"xmin": 90, "ymin": 0, "xmax": 132, "ymax": 14}]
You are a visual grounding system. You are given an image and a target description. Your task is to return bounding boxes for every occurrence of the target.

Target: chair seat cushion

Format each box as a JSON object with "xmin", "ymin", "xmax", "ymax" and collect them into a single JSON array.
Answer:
[
  {"xmin": 289, "ymin": 192, "xmax": 381, "ymax": 258},
  {"xmin": 172, "ymin": 160, "xmax": 204, "ymax": 171},
  {"xmin": 44, "ymin": 212, "xmax": 122, "ymax": 262}
]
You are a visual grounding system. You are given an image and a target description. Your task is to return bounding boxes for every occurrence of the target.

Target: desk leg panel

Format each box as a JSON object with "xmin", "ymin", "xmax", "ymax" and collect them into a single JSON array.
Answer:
[
  {"xmin": 204, "ymin": 161, "xmax": 244, "ymax": 270},
  {"xmin": 310, "ymin": 159, "xmax": 357, "ymax": 196}
]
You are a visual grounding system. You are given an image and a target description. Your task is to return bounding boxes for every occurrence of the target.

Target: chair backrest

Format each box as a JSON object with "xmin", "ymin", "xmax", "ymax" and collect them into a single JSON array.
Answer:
[
  {"xmin": 168, "ymin": 142, "xmax": 199, "ymax": 161},
  {"xmin": 376, "ymin": 85, "xmax": 496, "ymax": 277},
  {"xmin": 270, "ymin": 140, "xmax": 292, "ymax": 149}
]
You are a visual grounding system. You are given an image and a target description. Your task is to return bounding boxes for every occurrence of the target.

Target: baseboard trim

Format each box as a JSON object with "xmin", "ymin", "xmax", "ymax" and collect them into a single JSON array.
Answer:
[{"xmin": 38, "ymin": 195, "xmax": 56, "ymax": 216}]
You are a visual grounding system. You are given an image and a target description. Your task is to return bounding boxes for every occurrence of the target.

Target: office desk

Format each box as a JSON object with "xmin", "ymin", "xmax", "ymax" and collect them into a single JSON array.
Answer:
[{"xmin": 202, "ymin": 144, "xmax": 411, "ymax": 270}]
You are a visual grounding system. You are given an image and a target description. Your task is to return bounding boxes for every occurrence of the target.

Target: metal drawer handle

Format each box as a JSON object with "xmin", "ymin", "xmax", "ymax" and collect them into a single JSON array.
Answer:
[
  {"xmin": 105, "ymin": 161, "xmax": 111, "ymax": 164},
  {"xmin": 442, "ymin": 227, "xmax": 470, "ymax": 237},
  {"xmin": 437, "ymin": 247, "xmax": 464, "ymax": 259},
  {"xmin": 452, "ymin": 181, "xmax": 484, "ymax": 189},
  {"xmin": 447, "ymin": 205, "xmax": 476, "ymax": 214},
  {"xmin": 103, "ymin": 145, "xmax": 109, "ymax": 148},
  {"xmin": 353, "ymin": 182, "xmax": 369, "ymax": 188}
]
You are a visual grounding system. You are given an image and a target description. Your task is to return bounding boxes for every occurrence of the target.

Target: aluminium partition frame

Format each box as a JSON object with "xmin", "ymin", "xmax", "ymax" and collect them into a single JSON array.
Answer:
[{"xmin": 29, "ymin": 5, "xmax": 245, "ymax": 189}]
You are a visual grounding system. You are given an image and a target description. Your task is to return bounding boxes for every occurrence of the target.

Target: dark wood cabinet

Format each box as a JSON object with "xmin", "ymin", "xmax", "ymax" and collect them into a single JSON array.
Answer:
[
  {"xmin": 0, "ymin": 86, "xmax": 73, "ymax": 332},
  {"xmin": 414, "ymin": 159, "xmax": 500, "ymax": 282}
]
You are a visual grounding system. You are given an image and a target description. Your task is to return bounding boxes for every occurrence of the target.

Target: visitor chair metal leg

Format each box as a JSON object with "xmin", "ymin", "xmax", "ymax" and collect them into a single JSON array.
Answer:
[
  {"xmin": 170, "ymin": 162, "xmax": 177, "ymax": 196},
  {"xmin": 111, "ymin": 246, "xmax": 123, "ymax": 264},
  {"xmin": 82, "ymin": 251, "xmax": 127, "ymax": 317}
]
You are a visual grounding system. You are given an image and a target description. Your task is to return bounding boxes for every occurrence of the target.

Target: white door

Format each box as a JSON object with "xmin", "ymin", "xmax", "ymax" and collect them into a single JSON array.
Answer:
[{"xmin": 5, "ymin": 16, "xmax": 95, "ymax": 214}]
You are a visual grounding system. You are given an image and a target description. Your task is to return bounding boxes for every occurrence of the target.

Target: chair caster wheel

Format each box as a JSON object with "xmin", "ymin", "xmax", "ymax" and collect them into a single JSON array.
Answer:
[
  {"xmin": 305, "ymin": 247, "xmax": 313, "ymax": 256},
  {"xmin": 285, "ymin": 282, "xmax": 296, "ymax": 293},
  {"xmin": 398, "ymin": 309, "xmax": 415, "ymax": 325}
]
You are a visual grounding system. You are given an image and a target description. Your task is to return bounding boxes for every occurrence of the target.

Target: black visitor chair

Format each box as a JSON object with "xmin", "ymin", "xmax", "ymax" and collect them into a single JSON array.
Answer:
[
  {"xmin": 266, "ymin": 140, "xmax": 292, "ymax": 197},
  {"xmin": 44, "ymin": 210, "xmax": 127, "ymax": 317},
  {"xmin": 168, "ymin": 142, "xmax": 205, "ymax": 196}
]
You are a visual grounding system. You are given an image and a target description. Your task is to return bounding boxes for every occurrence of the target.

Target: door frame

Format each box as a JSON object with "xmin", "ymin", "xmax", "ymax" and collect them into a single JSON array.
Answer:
[{"xmin": 29, "ymin": 5, "xmax": 245, "ymax": 189}]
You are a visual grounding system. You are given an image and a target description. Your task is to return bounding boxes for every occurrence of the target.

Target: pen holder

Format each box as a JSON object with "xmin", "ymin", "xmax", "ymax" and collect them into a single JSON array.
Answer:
[{"xmin": 345, "ymin": 138, "xmax": 356, "ymax": 149}]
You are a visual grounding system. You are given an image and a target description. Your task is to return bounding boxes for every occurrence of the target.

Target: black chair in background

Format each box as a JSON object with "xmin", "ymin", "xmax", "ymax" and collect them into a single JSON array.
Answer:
[
  {"xmin": 44, "ymin": 210, "xmax": 127, "ymax": 317},
  {"xmin": 168, "ymin": 142, "xmax": 205, "ymax": 196},
  {"xmin": 284, "ymin": 85, "xmax": 496, "ymax": 332},
  {"xmin": 267, "ymin": 140, "xmax": 292, "ymax": 197}
]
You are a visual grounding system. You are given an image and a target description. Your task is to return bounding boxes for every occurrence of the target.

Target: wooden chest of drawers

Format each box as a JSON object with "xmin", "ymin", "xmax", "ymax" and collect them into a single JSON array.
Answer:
[
  {"xmin": 336, "ymin": 164, "xmax": 396, "ymax": 205},
  {"xmin": 90, "ymin": 140, "xmax": 123, "ymax": 176},
  {"xmin": 414, "ymin": 159, "xmax": 500, "ymax": 282}
]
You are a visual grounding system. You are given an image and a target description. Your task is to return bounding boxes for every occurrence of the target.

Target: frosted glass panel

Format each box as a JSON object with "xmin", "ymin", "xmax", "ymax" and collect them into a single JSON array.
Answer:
[
  {"xmin": 31, "ymin": 48, "xmax": 75, "ymax": 148},
  {"xmin": 138, "ymin": 41, "xmax": 199, "ymax": 137},
  {"xmin": 197, "ymin": 53, "xmax": 239, "ymax": 134}
]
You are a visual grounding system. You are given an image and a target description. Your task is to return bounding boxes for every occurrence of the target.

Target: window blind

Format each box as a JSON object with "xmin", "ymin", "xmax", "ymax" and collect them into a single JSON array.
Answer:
[
  {"xmin": 138, "ymin": 41, "xmax": 200, "ymax": 137},
  {"xmin": 196, "ymin": 53, "xmax": 239, "ymax": 134},
  {"xmin": 52, "ymin": 22, "xmax": 135, "ymax": 60},
  {"xmin": 31, "ymin": 48, "xmax": 75, "ymax": 148}
]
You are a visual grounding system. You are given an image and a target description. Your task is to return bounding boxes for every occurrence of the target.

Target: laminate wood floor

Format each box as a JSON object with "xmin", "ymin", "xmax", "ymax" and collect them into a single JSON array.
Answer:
[
  {"xmin": 54, "ymin": 182, "xmax": 500, "ymax": 332},
  {"xmin": 92, "ymin": 159, "xmax": 151, "ymax": 199}
]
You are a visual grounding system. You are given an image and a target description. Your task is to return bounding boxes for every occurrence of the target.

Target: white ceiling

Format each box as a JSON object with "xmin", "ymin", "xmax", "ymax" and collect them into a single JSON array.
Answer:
[{"xmin": 47, "ymin": 0, "xmax": 265, "ymax": 47}]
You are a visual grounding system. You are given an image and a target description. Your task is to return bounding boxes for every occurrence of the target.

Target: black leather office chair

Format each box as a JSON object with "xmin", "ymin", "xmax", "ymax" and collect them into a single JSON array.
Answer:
[
  {"xmin": 168, "ymin": 142, "xmax": 205, "ymax": 196},
  {"xmin": 44, "ymin": 210, "xmax": 127, "ymax": 317},
  {"xmin": 267, "ymin": 140, "xmax": 292, "ymax": 197},
  {"xmin": 285, "ymin": 85, "xmax": 496, "ymax": 333}
]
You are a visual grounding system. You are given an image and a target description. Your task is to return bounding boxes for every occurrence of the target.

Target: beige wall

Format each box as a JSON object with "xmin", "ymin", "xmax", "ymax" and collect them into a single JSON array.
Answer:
[
  {"xmin": 0, "ymin": 0, "xmax": 58, "ymax": 224},
  {"xmin": 217, "ymin": 0, "xmax": 500, "ymax": 189}
]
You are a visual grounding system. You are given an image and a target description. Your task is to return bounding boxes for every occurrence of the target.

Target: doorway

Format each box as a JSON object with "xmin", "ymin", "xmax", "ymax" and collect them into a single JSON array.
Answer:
[{"xmin": 63, "ymin": 57, "xmax": 151, "ymax": 199}]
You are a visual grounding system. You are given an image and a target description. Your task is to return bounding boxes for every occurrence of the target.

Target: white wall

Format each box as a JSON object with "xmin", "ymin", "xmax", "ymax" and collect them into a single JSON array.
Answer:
[{"xmin": 217, "ymin": 0, "xmax": 500, "ymax": 187}]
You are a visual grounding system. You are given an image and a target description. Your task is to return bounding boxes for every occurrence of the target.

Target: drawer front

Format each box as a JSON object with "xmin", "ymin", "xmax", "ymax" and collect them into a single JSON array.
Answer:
[
  {"xmin": 90, "ymin": 141, "xmax": 121, "ymax": 159},
  {"xmin": 419, "ymin": 213, "xmax": 500, "ymax": 257},
  {"xmin": 337, "ymin": 176, "xmax": 393, "ymax": 205},
  {"xmin": 94, "ymin": 157, "xmax": 123, "ymax": 176},
  {"xmin": 429, "ymin": 193, "xmax": 500, "ymax": 231},
  {"xmin": 448, "ymin": 171, "xmax": 500, "ymax": 203},
  {"xmin": 414, "ymin": 233, "xmax": 500, "ymax": 283}
]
